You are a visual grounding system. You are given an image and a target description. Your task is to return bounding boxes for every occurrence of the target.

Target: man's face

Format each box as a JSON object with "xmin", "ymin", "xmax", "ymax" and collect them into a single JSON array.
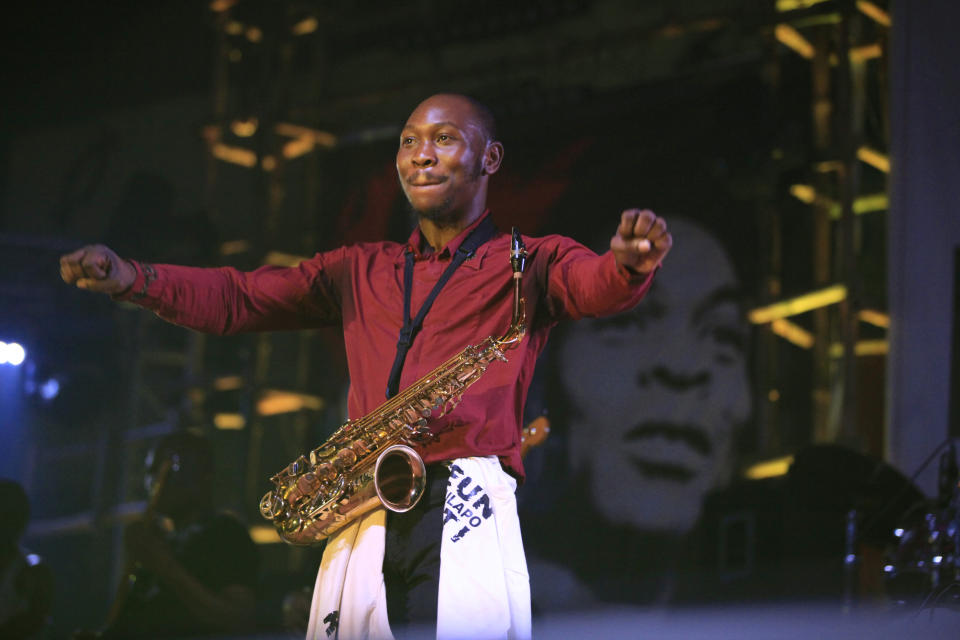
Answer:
[
  {"xmin": 560, "ymin": 218, "xmax": 750, "ymax": 533},
  {"xmin": 396, "ymin": 95, "xmax": 490, "ymax": 222}
]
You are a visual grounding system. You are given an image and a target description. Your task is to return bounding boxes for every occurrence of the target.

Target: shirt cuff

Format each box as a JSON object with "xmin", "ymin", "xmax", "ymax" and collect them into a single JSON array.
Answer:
[
  {"xmin": 112, "ymin": 260, "xmax": 157, "ymax": 302},
  {"xmin": 612, "ymin": 254, "xmax": 659, "ymax": 287}
]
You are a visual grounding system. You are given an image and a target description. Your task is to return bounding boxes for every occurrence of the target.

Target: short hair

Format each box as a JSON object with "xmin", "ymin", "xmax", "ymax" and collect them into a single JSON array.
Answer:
[{"xmin": 462, "ymin": 95, "xmax": 498, "ymax": 143}]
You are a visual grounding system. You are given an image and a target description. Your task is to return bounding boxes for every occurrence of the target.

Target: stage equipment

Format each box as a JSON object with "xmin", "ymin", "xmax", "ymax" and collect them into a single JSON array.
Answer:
[
  {"xmin": 884, "ymin": 441, "xmax": 960, "ymax": 609},
  {"xmin": 259, "ymin": 229, "xmax": 528, "ymax": 545}
]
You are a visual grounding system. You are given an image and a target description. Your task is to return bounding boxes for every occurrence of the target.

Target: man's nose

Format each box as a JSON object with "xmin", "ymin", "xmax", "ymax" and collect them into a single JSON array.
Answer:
[
  {"xmin": 411, "ymin": 142, "xmax": 436, "ymax": 167},
  {"xmin": 638, "ymin": 365, "xmax": 711, "ymax": 390}
]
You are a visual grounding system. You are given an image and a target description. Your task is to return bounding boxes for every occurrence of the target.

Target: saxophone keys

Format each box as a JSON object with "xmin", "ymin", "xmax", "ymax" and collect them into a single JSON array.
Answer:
[{"xmin": 297, "ymin": 472, "xmax": 320, "ymax": 495}]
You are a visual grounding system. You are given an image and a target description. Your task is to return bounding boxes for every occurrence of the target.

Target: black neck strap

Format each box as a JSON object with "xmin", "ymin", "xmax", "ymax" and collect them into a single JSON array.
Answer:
[{"xmin": 385, "ymin": 215, "xmax": 498, "ymax": 398}]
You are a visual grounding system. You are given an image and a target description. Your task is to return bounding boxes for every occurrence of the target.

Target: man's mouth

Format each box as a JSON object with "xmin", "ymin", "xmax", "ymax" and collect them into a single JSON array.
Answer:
[
  {"xmin": 407, "ymin": 173, "xmax": 447, "ymax": 187},
  {"xmin": 622, "ymin": 421, "xmax": 713, "ymax": 484}
]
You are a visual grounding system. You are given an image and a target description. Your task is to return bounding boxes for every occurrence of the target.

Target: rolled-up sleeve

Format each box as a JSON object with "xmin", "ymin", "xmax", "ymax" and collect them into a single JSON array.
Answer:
[
  {"xmin": 114, "ymin": 247, "xmax": 349, "ymax": 334},
  {"xmin": 542, "ymin": 236, "xmax": 656, "ymax": 321}
]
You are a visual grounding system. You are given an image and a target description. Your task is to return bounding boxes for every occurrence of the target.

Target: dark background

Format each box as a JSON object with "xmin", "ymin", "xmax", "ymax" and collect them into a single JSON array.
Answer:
[{"xmin": 4, "ymin": 1, "xmax": 952, "ymax": 637}]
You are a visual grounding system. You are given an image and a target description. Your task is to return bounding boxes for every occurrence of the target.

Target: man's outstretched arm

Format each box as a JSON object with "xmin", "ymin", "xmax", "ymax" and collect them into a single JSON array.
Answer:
[{"xmin": 60, "ymin": 244, "xmax": 344, "ymax": 334}]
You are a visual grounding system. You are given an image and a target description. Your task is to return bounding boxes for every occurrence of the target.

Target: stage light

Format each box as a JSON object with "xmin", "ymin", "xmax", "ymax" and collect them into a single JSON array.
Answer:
[
  {"xmin": 39, "ymin": 378, "xmax": 60, "ymax": 401},
  {"xmin": 774, "ymin": 24, "xmax": 815, "ymax": 59},
  {"xmin": 857, "ymin": 146, "xmax": 890, "ymax": 173},
  {"xmin": 771, "ymin": 318, "xmax": 815, "ymax": 349},
  {"xmin": 214, "ymin": 413, "xmax": 246, "ymax": 430},
  {"xmin": 248, "ymin": 525, "xmax": 282, "ymax": 544},
  {"xmin": 744, "ymin": 455, "xmax": 795, "ymax": 480},
  {"xmin": 211, "ymin": 143, "xmax": 257, "ymax": 168},
  {"xmin": 257, "ymin": 390, "xmax": 324, "ymax": 416},
  {"xmin": 0, "ymin": 341, "xmax": 27, "ymax": 366},
  {"xmin": 748, "ymin": 285, "xmax": 847, "ymax": 324},
  {"xmin": 857, "ymin": 1, "xmax": 891, "ymax": 27}
]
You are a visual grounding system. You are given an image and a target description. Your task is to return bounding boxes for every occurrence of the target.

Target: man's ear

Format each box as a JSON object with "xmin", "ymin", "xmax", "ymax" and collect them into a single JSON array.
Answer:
[{"xmin": 482, "ymin": 141, "xmax": 504, "ymax": 175}]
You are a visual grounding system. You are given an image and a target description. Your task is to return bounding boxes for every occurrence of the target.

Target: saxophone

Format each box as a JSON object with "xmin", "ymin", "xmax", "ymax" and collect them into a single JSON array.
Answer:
[{"xmin": 259, "ymin": 228, "xmax": 528, "ymax": 545}]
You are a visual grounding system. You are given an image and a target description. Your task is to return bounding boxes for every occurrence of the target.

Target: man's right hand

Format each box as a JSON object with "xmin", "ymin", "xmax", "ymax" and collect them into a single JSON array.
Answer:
[{"xmin": 60, "ymin": 245, "xmax": 137, "ymax": 295}]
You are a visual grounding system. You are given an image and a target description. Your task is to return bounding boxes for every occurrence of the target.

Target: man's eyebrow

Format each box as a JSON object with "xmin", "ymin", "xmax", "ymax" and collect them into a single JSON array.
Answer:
[
  {"xmin": 691, "ymin": 285, "xmax": 744, "ymax": 325},
  {"xmin": 401, "ymin": 121, "xmax": 464, "ymax": 133}
]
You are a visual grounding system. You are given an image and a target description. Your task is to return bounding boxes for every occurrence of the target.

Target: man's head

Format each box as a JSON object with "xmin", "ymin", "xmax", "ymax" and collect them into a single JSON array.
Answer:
[
  {"xmin": 396, "ymin": 94, "xmax": 503, "ymax": 224},
  {"xmin": 559, "ymin": 217, "xmax": 751, "ymax": 533}
]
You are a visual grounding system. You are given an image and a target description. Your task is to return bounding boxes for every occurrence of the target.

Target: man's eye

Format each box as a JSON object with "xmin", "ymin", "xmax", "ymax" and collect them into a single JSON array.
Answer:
[
  {"xmin": 437, "ymin": 134, "xmax": 452, "ymax": 142},
  {"xmin": 401, "ymin": 137, "xmax": 415, "ymax": 146}
]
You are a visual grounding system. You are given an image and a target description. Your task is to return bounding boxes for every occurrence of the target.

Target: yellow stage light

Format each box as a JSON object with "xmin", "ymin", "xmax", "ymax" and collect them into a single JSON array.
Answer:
[
  {"xmin": 263, "ymin": 251, "xmax": 310, "ymax": 267},
  {"xmin": 858, "ymin": 309, "xmax": 890, "ymax": 329},
  {"xmin": 749, "ymin": 285, "xmax": 847, "ymax": 324},
  {"xmin": 211, "ymin": 143, "xmax": 257, "ymax": 168},
  {"xmin": 857, "ymin": 146, "xmax": 890, "ymax": 173},
  {"xmin": 829, "ymin": 340, "xmax": 889, "ymax": 358},
  {"xmin": 775, "ymin": 24, "xmax": 815, "ymax": 59},
  {"xmin": 771, "ymin": 318, "xmax": 815, "ymax": 349},
  {"xmin": 857, "ymin": 1, "xmax": 891, "ymax": 27},
  {"xmin": 257, "ymin": 390, "xmax": 324, "ymax": 416},
  {"xmin": 213, "ymin": 375, "xmax": 245, "ymax": 391},
  {"xmin": 214, "ymin": 413, "xmax": 246, "ymax": 430},
  {"xmin": 744, "ymin": 455, "xmax": 795, "ymax": 480},
  {"xmin": 249, "ymin": 525, "xmax": 282, "ymax": 544},
  {"xmin": 776, "ymin": 0, "xmax": 831, "ymax": 11}
]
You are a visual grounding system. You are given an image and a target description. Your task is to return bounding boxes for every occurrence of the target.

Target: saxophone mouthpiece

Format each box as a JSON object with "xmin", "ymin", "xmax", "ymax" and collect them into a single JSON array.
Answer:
[{"xmin": 510, "ymin": 227, "xmax": 527, "ymax": 275}]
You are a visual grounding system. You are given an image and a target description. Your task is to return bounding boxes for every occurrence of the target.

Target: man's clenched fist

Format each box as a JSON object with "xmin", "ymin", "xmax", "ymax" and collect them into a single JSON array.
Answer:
[
  {"xmin": 60, "ymin": 245, "xmax": 137, "ymax": 295},
  {"xmin": 610, "ymin": 209, "xmax": 672, "ymax": 275}
]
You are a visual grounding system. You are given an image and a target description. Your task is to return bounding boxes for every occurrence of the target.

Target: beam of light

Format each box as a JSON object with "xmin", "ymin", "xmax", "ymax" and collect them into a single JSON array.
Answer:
[
  {"xmin": 744, "ymin": 455, "xmax": 795, "ymax": 480},
  {"xmin": 790, "ymin": 185, "xmax": 888, "ymax": 218},
  {"xmin": 249, "ymin": 525, "xmax": 282, "ymax": 544},
  {"xmin": 275, "ymin": 123, "xmax": 337, "ymax": 148},
  {"xmin": 771, "ymin": 318, "xmax": 815, "ymax": 349},
  {"xmin": 211, "ymin": 143, "xmax": 257, "ymax": 168},
  {"xmin": 829, "ymin": 340, "xmax": 889, "ymax": 358},
  {"xmin": 857, "ymin": 1, "xmax": 891, "ymax": 27},
  {"xmin": 748, "ymin": 285, "xmax": 848, "ymax": 324},
  {"xmin": 209, "ymin": 0, "xmax": 238, "ymax": 13},
  {"xmin": 263, "ymin": 251, "xmax": 310, "ymax": 267},
  {"xmin": 257, "ymin": 390, "xmax": 324, "ymax": 416},
  {"xmin": 858, "ymin": 309, "xmax": 890, "ymax": 329},
  {"xmin": 213, "ymin": 375, "xmax": 245, "ymax": 391},
  {"xmin": 0, "ymin": 341, "xmax": 27, "ymax": 366},
  {"xmin": 230, "ymin": 118, "xmax": 258, "ymax": 137},
  {"xmin": 292, "ymin": 17, "xmax": 319, "ymax": 36},
  {"xmin": 39, "ymin": 378, "xmax": 60, "ymax": 401},
  {"xmin": 775, "ymin": 24, "xmax": 815, "ymax": 59},
  {"xmin": 849, "ymin": 43, "xmax": 883, "ymax": 63},
  {"xmin": 220, "ymin": 239, "xmax": 251, "ymax": 256},
  {"xmin": 214, "ymin": 413, "xmax": 246, "ymax": 430},
  {"xmin": 857, "ymin": 146, "xmax": 890, "ymax": 173},
  {"xmin": 776, "ymin": 0, "xmax": 831, "ymax": 11}
]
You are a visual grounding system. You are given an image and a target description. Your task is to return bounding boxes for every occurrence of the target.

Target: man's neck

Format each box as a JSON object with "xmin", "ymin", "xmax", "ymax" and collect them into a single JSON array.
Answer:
[{"xmin": 418, "ymin": 204, "xmax": 486, "ymax": 252}]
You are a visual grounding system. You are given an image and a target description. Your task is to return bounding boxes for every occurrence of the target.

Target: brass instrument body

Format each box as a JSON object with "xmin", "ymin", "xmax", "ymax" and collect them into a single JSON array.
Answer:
[{"xmin": 261, "ymin": 228, "xmax": 528, "ymax": 546}]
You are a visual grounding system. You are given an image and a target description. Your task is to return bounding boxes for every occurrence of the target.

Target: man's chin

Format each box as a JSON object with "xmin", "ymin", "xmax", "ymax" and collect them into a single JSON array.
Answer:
[{"xmin": 407, "ymin": 198, "xmax": 457, "ymax": 224}]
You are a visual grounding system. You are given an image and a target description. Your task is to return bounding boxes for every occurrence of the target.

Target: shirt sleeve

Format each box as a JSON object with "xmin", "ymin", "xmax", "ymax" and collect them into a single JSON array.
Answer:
[
  {"xmin": 541, "ymin": 235, "xmax": 656, "ymax": 321},
  {"xmin": 113, "ymin": 247, "xmax": 349, "ymax": 334}
]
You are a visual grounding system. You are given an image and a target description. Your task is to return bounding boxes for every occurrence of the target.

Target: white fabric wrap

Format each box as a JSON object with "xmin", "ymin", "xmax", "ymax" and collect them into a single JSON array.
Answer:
[
  {"xmin": 306, "ymin": 456, "xmax": 531, "ymax": 640},
  {"xmin": 437, "ymin": 457, "xmax": 531, "ymax": 640}
]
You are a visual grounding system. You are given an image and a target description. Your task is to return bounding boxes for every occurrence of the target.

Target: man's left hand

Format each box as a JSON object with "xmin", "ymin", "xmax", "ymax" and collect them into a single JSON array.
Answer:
[{"xmin": 610, "ymin": 209, "xmax": 672, "ymax": 275}]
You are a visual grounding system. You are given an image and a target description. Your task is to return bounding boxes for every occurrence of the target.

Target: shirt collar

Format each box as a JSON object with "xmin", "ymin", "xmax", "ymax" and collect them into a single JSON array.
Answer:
[{"xmin": 405, "ymin": 209, "xmax": 492, "ymax": 260}]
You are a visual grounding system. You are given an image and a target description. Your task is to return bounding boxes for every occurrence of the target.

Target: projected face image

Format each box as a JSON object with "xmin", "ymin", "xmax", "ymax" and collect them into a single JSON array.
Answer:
[{"xmin": 560, "ymin": 218, "xmax": 750, "ymax": 533}]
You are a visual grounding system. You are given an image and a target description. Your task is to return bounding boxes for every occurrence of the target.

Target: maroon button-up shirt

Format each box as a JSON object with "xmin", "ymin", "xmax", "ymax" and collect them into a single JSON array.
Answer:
[{"xmin": 118, "ymin": 212, "xmax": 654, "ymax": 480}]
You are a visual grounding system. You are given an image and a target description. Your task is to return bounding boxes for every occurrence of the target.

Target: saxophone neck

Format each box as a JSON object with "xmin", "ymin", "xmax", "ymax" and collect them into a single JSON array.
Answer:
[{"xmin": 498, "ymin": 227, "xmax": 527, "ymax": 348}]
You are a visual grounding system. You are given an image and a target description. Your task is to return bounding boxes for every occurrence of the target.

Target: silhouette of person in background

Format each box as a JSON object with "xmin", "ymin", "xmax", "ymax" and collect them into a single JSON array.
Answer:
[
  {"xmin": 526, "ymin": 216, "xmax": 751, "ymax": 606},
  {"xmin": 0, "ymin": 479, "xmax": 54, "ymax": 639},
  {"xmin": 89, "ymin": 431, "xmax": 259, "ymax": 638}
]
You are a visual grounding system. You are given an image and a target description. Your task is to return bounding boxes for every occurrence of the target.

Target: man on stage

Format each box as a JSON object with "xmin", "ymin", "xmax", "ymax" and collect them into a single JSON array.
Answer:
[{"xmin": 61, "ymin": 93, "xmax": 672, "ymax": 639}]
